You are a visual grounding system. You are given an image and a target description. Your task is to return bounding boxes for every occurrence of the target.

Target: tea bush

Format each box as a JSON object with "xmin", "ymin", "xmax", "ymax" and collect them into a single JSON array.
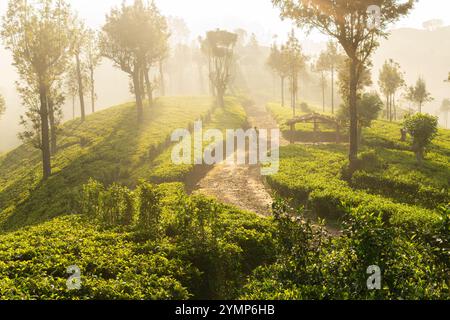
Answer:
[
  {"xmin": 267, "ymin": 104, "xmax": 449, "ymax": 230},
  {"xmin": 0, "ymin": 181, "xmax": 278, "ymax": 300},
  {"xmin": 0, "ymin": 97, "xmax": 214, "ymax": 230},
  {"xmin": 241, "ymin": 200, "xmax": 449, "ymax": 300}
]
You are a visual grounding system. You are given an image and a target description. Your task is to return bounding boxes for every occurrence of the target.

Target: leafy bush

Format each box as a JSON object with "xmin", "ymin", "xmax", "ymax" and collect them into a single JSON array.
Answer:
[
  {"xmin": 136, "ymin": 181, "xmax": 162, "ymax": 236},
  {"xmin": 403, "ymin": 113, "xmax": 438, "ymax": 162},
  {"xmin": 355, "ymin": 149, "xmax": 386, "ymax": 172},
  {"xmin": 338, "ymin": 92, "xmax": 383, "ymax": 130},
  {"xmin": 0, "ymin": 180, "xmax": 277, "ymax": 300},
  {"xmin": 242, "ymin": 200, "xmax": 449, "ymax": 300}
]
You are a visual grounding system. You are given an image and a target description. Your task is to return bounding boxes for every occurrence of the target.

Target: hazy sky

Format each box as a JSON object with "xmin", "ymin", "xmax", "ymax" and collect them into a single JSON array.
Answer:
[{"xmin": 1, "ymin": 0, "xmax": 449, "ymax": 45}]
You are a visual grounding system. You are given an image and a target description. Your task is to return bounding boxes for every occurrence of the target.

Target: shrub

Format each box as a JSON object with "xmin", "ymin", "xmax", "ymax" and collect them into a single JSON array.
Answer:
[
  {"xmin": 242, "ymin": 202, "xmax": 449, "ymax": 300},
  {"xmin": 300, "ymin": 102, "xmax": 311, "ymax": 113},
  {"xmin": 355, "ymin": 149, "xmax": 386, "ymax": 172},
  {"xmin": 136, "ymin": 181, "xmax": 162, "ymax": 237},
  {"xmin": 81, "ymin": 178, "xmax": 104, "ymax": 218},
  {"xmin": 403, "ymin": 113, "xmax": 438, "ymax": 163},
  {"xmin": 338, "ymin": 93, "xmax": 383, "ymax": 129}
]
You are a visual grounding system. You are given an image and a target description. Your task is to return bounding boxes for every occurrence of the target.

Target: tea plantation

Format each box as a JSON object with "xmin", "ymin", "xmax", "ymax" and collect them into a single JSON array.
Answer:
[{"xmin": 0, "ymin": 98, "xmax": 448, "ymax": 300}]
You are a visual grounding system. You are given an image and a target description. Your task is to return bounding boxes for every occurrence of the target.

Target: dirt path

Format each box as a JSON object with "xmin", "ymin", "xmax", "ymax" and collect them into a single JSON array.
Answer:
[{"xmin": 192, "ymin": 103, "xmax": 288, "ymax": 216}]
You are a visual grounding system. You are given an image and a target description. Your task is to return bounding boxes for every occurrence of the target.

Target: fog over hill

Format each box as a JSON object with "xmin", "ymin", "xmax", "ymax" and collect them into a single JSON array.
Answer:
[
  {"xmin": 1, "ymin": 25, "xmax": 450, "ymax": 152},
  {"xmin": 372, "ymin": 26, "xmax": 450, "ymax": 120}
]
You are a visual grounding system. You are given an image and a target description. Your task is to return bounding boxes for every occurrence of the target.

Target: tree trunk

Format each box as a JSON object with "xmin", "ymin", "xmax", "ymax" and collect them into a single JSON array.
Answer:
[
  {"xmin": 90, "ymin": 67, "xmax": 95, "ymax": 113},
  {"xmin": 445, "ymin": 111, "xmax": 450, "ymax": 129},
  {"xmin": 348, "ymin": 59, "xmax": 359, "ymax": 171},
  {"xmin": 140, "ymin": 68, "xmax": 146, "ymax": 102},
  {"xmin": 291, "ymin": 76, "xmax": 296, "ymax": 118},
  {"xmin": 72, "ymin": 96, "xmax": 75, "ymax": 120},
  {"xmin": 159, "ymin": 60, "xmax": 165, "ymax": 96},
  {"xmin": 39, "ymin": 84, "xmax": 51, "ymax": 179},
  {"xmin": 321, "ymin": 72, "xmax": 325, "ymax": 113},
  {"xmin": 48, "ymin": 97, "xmax": 57, "ymax": 155},
  {"xmin": 144, "ymin": 70, "xmax": 153, "ymax": 107},
  {"xmin": 393, "ymin": 92, "xmax": 397, "ymax": 121},
  {"xmin": 217, "ymin": 86, "xmax": 225, "ymax": 108},
  {"xmin": 416, "ymin": 149, "xmax": 424, "ymax": 164},
  {"xmin": 388, "ymin": 94, "xmax": 392, "ymax": 121},
  {"xmin": 76, "ymin": 53, "xmax": 86, "ymax": 122},
  {"xmin": 385, "ymin": 95, "xmax": 389, "ymax": 120},
  {"xmin": 197, "ymin": 63, "xmax": 204, "ymax": 95},
  {"xmin": 133, "ymin": 70, "xmax": 144, "ymax": 123},
  {"xmin": 281, "ymin": 77, "xmax": 285, "ymax": 107},
  {"xmin": 331, "ymin": 67, "xmax": 335, "ymax": 114}
]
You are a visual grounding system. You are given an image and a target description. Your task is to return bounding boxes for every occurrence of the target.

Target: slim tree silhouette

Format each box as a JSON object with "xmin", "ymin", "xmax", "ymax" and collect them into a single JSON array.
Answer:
[
  {"xmin": 100, "ymin": 0, "xmax": 168, "ymax": 123},
  {"xmin": 378, "ymin": 59, "xmax": 405, "ymax": 121},
  {"xmin": 2, "ymin": 0, "xmax": 74, "ymax": 179},
  {"xmin": 406, "ymin": 77, "xmax": 433, "ymax": 113},
  {"xmin": 204, "ymin": 29, "xmax": 238, "ymax": 108}
]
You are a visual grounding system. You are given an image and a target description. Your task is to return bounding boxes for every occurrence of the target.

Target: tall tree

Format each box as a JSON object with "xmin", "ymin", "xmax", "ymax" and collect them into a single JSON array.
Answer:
[
  {"xmin": 66, "ymin": 63, "xmax": 79, "ymax": 120},
  {"xmin": 440, "ymin": 98, "xmax": 450, "ymax": 128},
  {"xmin": 100, "ymin": 0, "xmax": 167, "ymax": 123},
  {"xmin": 199, "ymin": 36, "xmax": 215, "ymax": 96},
  {"xmin": 72, "ymin": 19, "xmax": 88, "ymax": 121},
  {"xmin": 378, "ymin": 59, "xmax": 405, "ymax": 121},
  {"xmin": 321, "ymin": 41, "xmax": 344, "ymax": 114},
  {"xmin": 85, "ymin": 29, "xmax": 102, "ymax": 113},
  {"xmin": 284, "ymin": 30, "xmax": 307, "ymax": 117},
  {"xmin": 314, "ymin": 52, "xmax": 329, "ymax": 112},
  {"xmin": 272, "ymin": 0, "xmax": 414, "ymax": 170},
  {"xmin": 143, "ymin": 9, "xmax": 169, "ymax": 106},
  {"xmin": 204, "ymin": 29, "xmax": 238, "ymax": 108},
  {"xmin": 0, "ymin": 95, "xmax": 5, "ymax": 119},
  {"xmin": 193, "ymin": 38, "xmax": 208, "ymax": 94},
  {"xmin": 65, "ymin": 61, "xmax": 90, "ymax": 120},
  {"xmin": 267, "ymin": 43, "xmax": 289, "ymax": 107},
  {"xmin": 2, "ymin": 0, "xmax": 73, "ymax": 179},
  {"xmin": 406, "ymin": 77, "xmax": 433, "ymax": 113}
]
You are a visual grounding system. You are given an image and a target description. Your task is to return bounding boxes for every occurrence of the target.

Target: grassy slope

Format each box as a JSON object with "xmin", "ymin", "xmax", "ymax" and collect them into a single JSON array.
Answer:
[
  {"xmin": 266, "ymin": 103, "xmax": 449, "ymax": 228},
  {"xmin": 0, "ymin": 96, "xmax": 214, "ymax": 230},
  {"xmin": 149, "ymin": 97, "xmax": 248, "ymax": 183}
]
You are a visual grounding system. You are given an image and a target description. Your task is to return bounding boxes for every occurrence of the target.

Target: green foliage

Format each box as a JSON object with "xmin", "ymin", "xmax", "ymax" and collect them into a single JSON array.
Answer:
[
  {"xmin": 268, "ymin": 104, "xmax": 449, "ymax": 226},
  {"xmin": 137, "ymin": 181, "xmax": 162, "ymax": 236},
  {"xmin": 82, "ymin": 179, "xmax": 134, "ymax": 227},
  {"xmin": 149, "ymin": 97, "xmax": 247, "ymax": 183},
  {"xmin": 0, "ymin": 215, "xmax": 191, "ymax": 300},
  {"xmin": 0, "ymin": 180, "xmax": 277, "ymax": 300},
  {"xmin": 338, "ymin": 92, "xmax": 384, "ymax": 129},
  {"xmin": 0, "ymin": 97, "xmax": 213, "ymax": 230},
  {"xmin": 242, "ymin": 200, "xmax": 449, "ymax": 300},
  {"xmin": 299, "ymin": 102, "xmax": 311, "ymax": 113},
  {"xmin": 403, "ymin": 113, "xmax": 439, "ymax": 162},
  {"xmin": 81, "ymin": 178, "xmax": 104, "ymax": 218},
  {"xmin": 170, "ymin": 193, "xmax": 277, "ymax": 299},
  {"xmin": 405, "ymin": 77, "xmax": 434, "ymax": 112}
]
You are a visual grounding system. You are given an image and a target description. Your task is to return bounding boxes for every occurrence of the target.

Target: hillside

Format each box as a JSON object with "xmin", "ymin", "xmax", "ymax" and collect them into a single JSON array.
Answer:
[
  {"xmin": 266, "ymin": 103, "xmax": 450, "ymax": 229},
  {"xmin": 0, "ymin": 96, "xmax": 248, "ymax": 230},
  {"xmin": 373, "ymin": 26, "xmax": 450, "ymax": 118},
  {"xmin": 0, "ymin": 97, "xmax": 448, "ymax": 300}
]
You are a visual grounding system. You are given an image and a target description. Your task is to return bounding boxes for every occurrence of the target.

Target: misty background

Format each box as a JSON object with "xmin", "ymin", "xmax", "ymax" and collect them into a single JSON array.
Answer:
[{"xmin": 1, "ymin": 0, "xmax": 450, "ymax": 152}]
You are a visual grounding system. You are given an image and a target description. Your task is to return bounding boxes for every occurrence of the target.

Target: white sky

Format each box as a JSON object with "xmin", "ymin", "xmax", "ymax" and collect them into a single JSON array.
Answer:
[{"xmin": 1, "ymin": 0, "xmax": 448, "ymax": 45}]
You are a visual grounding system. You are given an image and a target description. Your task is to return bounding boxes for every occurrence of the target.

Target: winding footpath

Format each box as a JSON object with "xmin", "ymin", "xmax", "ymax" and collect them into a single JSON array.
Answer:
[{"xmin": 192, "ymin": 103, "xmax": 288, "ymax": 216}]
